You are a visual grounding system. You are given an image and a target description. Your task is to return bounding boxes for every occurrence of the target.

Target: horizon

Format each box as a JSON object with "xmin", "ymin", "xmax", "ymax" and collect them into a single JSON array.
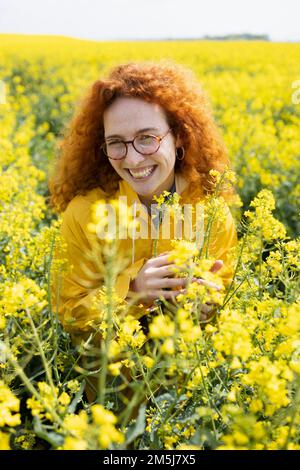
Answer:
[
  {"xmin": 0, "ymin": 0, "xmax": 300, "ymax": 43},
  {"xmin": 1, "ymin": 32, "xmax": 299, "ymax": 44}
]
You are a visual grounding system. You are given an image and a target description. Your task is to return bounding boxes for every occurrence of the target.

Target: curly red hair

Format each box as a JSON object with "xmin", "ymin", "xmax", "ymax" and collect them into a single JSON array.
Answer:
[{"xmin": 49, "ymin": 59, "xmax": 235, "ymax": 212}]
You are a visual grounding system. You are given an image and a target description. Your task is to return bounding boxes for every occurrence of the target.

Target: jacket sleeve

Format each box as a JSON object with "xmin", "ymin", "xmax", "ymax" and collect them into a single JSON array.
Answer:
[
  {"xmin": 207, "ymin": 203, "xmax": 238, "ymax": 289},
  {"xmin": 51, "ymin": 198, "xmax": 145, "ymax": 339}
]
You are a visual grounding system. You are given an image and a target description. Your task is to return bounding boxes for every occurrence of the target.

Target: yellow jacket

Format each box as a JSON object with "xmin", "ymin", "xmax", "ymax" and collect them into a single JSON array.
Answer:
[{"xmin": 52, "ymin": 172, "xmax": 238, "ymax": 341}]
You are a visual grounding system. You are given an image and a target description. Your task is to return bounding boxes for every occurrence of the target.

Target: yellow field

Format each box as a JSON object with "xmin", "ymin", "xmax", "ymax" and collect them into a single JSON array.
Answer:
[{"xmin": 0, "ymin": 35, "xmax": 299, "ymax": 450}]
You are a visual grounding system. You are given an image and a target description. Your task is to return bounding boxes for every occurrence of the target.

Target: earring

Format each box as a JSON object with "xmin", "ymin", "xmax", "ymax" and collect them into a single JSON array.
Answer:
[{"xmin": 176, "ymin": 147, "xmax": 185, "ymax": 160}]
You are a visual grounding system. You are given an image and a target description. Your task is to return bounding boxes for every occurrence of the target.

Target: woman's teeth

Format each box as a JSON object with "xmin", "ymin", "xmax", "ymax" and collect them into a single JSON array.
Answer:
[{"xmin": 128, "ymin": 165, "xmax": 156, "ymax": 179}]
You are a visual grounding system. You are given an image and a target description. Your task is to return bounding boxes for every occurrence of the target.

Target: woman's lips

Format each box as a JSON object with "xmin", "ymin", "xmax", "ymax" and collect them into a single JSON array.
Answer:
[{"xmin": 126, "ymin": 165, "xmax": 157, "ymax": 180}]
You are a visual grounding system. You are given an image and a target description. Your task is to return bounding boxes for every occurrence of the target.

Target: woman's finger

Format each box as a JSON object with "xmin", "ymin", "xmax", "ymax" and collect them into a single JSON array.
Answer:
[
  {"xmin": 199, "ymin": 303, "xmax": 217, "ymax": 322},
  {"xmin": 147, "ymin": 290, "xmax": 174, "ymax": 301},
  {"xmin": 192, "ymin": 277, "xmax": 221, "ymax": 291},
  {"xmin": 152, "ymin": 254, "xmax": 174, "ymax": 267},
  {"xmin": 157, "ymin": 251, "xmax": 169, "ymax": 256},
  {"xmin": 200, "ymin": 303, "xmax": 215, "ymax": 314},
  {"xmin": 156, "ymin": 264, "xmax": 184, "ymax": 277},
  {"xmin": 147, "ymin": 288, "xmax": 186, "ymax": 301},
  {"xmin": 163, "ymin": 277, "xmax": 190, "ymax": 288},
  {"xmin": 210, "ymin": 260, "xmax": 224, "ymax": 273},
  {"xmin": 163, "ymin": 289, "xmax": 187, "ymax": 301},
  {"xmin": 150, "ymin": 277, "xmax": 188, "ymax": 289},
  {"xmin": 200, "ymin": 312, "xmax": 210, "ymax": 321}
]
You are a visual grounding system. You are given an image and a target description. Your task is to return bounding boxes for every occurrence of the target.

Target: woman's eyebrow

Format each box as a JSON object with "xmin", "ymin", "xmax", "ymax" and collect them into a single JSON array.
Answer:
[{"xmin": 106, "ymin": 127, "xmax": 160, "ymax": 139}]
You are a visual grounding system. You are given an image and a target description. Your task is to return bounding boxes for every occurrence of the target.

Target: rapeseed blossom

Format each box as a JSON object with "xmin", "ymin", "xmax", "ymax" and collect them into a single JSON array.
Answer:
[
  {"xmin": 0, "ymin": 381, "xmax": 21, "ymax": 427},
  {"xmin": 1, "ymin": 35, "xmax": 300, "ymax": 450}
]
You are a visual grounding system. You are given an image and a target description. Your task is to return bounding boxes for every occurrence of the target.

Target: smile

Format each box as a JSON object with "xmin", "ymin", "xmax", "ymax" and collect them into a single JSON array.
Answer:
[{"xmin": 126, "ymin": 165, "xmax": 157, "ymax": 180}]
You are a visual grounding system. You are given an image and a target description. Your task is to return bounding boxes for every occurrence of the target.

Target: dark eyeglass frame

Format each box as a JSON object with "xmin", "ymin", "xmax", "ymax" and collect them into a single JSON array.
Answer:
[{"xmin": 101, "ymin": 128, "xmax": 173, "ymax": 160}]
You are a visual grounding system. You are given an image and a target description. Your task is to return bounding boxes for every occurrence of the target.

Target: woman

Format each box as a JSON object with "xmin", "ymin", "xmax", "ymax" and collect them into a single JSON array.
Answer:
[{"xmin": 49, "ymin": 60, "xmax": 238, "ymax": 403}]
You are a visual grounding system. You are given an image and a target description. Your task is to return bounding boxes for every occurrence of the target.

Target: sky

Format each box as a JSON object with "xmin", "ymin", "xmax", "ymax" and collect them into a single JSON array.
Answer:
[{"xmin": 0, "ymin": 0, "xmax": 299, "ymax": 42}]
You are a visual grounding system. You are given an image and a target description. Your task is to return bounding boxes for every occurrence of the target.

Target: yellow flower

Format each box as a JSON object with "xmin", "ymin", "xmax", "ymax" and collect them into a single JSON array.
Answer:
[
  {"xmin": 117, "ymin": 315, "xmax": 146, "ymax": 349},
  {"xmin": 177, "ymin": 444, "xmax": 201, "ymax": 450},
  {"xmin": 58, "ymin": 392, "xmax": 71, "ymax": 406},
  {"xmin": 108, "ymin": 361, "xmax": 122, "ymax": 376},
  {"xmin": 0, "ymin": 431, "xmax": 10, "ymax": 450},
  {"xmin": 290, "ymin": 361, "xmax": 300, "ymax": 376},
  {"xmin": 149, "ymin": 314, "xmax": 175, "ymax": 339},
  {"xmin": 121, "ymin": 358, "xmax": 135, "ymax": 368},
  {"xmin": 241, "ymin": 357, "xmax": 291, "ymax": 415},
  {"xmin": 98, "ymin": 424, "xmax": 124, "ymax": 448},
  {"xmin": 161, "ymin": 338, "xmax": 175, "ymax": 355},
  {"xmin": 63, "ymin": 411, "xmax": 89, "ymax": 438},
  {"xmin": 59, "ymin": 436, "xmax": 87, "ymax": 450},
  {"xmin": 230, "ymin": 357, "xmax": 242, "ymax": 369},
  {"xmin": 142, "ymin": 356, "xmax": 155, "ymax": 368},
  {"xmin": 107, "ymin": 340, "xmax": 121, "ymax": 359},
  {"xmin": 168, "ymin": 239, "xmax": 199, "ymax": 267},
  {"xmin": 163, "ymin": 435, "xmax": 178, "ymax": 449},
  {"xmin": 66, "ymin": 380, "xmax": 81, "ymax": 394},
  {"xmin": 205, "ymin": 324, "xmax": 218, "ymax": 334},
  {"xmin": 91, "ymin": 404, "xmax": 117, "ymax": 425},
  {"xmin": 209, "ymin": 169, "xmax": 222, "ymax": 184},
  {"xmin": 212, "ymin": 308, "xmax": 254, "ymax": 362},
  {"xmin": 14, "ymin": 433, "xmax": 36, "ymax": 450},
  {"xmin": 0, "ymin": 381, "xmax": 21, "ymax": 427},
  {"xmin": 249, "ymin": 398, "xmax": 264, "ymax": 413},
  {"xmin": 244, "ymin": 189, "xmax": 286, "ymax": 241}
]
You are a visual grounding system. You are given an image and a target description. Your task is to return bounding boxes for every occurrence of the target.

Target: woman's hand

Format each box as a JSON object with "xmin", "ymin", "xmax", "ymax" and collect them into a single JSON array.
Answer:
[
  {"xmin": 129, "ymin": 253, "xmax": 224, "ymax": 320},
  {"xmin": 129, "ymin": 252, "xmax": 189, "ymax": 306},
  {"xmin": 162, "ymin": 259, "xmax": 223, "ymax": 321},
  {"xmin": 193, "ymin": 259, "xmax": 224, "ymax": 322}
]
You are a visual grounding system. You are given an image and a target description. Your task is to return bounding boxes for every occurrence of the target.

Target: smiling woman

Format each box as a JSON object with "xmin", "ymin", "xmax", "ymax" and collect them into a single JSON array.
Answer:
[
  {"xmin": 48, "ymin": 60, "xmax": 238, "ymax": 402},
  {"xmin": 102, "ymin": 97, "xmax": 178, "ymax": 210},
  {"xmin": 101, "ymin": 125, "xmax": 173, "ymax": 187},
  {"xmin": 49, "ymin": 60, "xmax": 234, "ymax": 212}
]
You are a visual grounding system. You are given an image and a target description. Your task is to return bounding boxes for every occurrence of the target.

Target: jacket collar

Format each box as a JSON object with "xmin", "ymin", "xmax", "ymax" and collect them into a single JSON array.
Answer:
[
  {"xmin": 118, "ymin": 171, "xmax": 191, "ymax": 206},
  {"xmin": 117, "ymin": 172, "xmax": 201, "ymax": 264}
]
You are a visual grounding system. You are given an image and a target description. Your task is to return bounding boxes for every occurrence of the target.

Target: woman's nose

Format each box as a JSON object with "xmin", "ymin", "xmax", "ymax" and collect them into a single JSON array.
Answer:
[{"xmin": 124, "ymin": 144, "xmax": 147, "ymax": 166}]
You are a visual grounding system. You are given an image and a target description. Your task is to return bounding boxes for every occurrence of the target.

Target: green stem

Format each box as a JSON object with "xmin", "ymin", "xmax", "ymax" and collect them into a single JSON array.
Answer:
[
  {"xmin": 135, "ymin": 351, "xmax": 162, "ymax": 413},
  {"xmin": 258, "ymin": 230, "xmax": 263, "ymax": 300},
  {"xmin": 98, "ymin": 242, "xmax": 116, "ymax": 406},
  {"xmin": 199, "ymin": 173, "xmax": 225, "ymax": 260},
  {"xmin": 221, "ymin": 235, "xmax": 247, "ymax": 306},
  {"xmin": 46, "ymin": 234, "xmax": 60, "ymax": 383},
  {"xmin": 4, "ymin": 345, "xmax": 64, "ymax": 426},
  {"xmin": 25, "ymin": 308, "xmax": 57, "ymax": 397},
  {"xmin": 161, "ymin": 362, "xmax": 199, "ymax": 425},
  {"xmin": 119, "ymin": 348, "xmax": 164, "ymax": 428},
  {"xmin": 282, "ymin": 379, "xmax": 300, "ymax": 450},
  {"xmin": 193, "ymin": 344, "xmax": 218, "ymax": 438}
]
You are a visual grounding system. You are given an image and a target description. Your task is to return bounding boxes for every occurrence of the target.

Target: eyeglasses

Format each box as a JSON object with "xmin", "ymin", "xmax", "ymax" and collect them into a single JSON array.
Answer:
[{"xmin": 101, "ymin": 128, "xmax": 173, "ymax": 160}]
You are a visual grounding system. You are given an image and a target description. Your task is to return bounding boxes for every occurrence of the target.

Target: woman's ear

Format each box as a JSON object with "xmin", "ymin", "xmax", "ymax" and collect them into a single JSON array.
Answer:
[{"xmin": 175, "ymin": 134, "xmax": 183, "ymax": 148}]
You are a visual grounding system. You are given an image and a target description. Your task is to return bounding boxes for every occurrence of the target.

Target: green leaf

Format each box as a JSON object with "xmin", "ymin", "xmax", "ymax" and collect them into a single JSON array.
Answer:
[
  {"xmin": 125, "ymin": 403, "xmax": 146, "ymax": 445},
  {"xmin": 33, "ymin": 416, "xmax": 64, "ymax": 447},
  {"xmin": 67, "ymin": 379, "xmax": 86, "ymax": 414}
]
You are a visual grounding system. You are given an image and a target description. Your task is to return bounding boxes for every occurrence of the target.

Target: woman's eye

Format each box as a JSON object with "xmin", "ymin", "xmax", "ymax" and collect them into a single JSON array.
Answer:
[
  {"xmin": 107, "ymin": 141, "xmax": 123, "ymax": 147},
  {"xmin": 137, "ymin": 135, "xmax": 155, "ymax": 144}
]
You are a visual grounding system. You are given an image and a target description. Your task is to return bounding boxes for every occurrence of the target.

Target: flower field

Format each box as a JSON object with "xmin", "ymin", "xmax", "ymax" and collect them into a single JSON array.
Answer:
[{"xmin": 0, "ymin": 34, "xmax": 300, "ymax": 450}]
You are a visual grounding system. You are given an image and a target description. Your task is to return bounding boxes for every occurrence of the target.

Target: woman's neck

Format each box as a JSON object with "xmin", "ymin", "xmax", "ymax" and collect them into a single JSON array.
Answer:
[{"xmin": 138, "ymin": 176, "xmax": 176, "ymax": 211}]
